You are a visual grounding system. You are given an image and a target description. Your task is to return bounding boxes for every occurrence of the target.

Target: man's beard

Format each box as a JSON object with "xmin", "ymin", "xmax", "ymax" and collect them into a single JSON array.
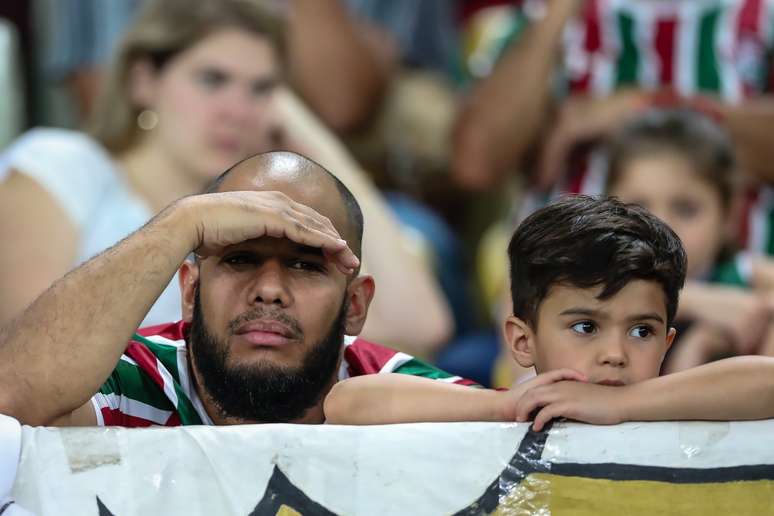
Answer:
[{"xmin": 188, "ymin": 288, "xmax": 347, "ymax": 423}]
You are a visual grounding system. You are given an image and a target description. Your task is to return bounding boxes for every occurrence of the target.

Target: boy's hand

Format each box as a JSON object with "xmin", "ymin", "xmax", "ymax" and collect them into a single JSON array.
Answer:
[
  {"xmin": 500, "ymin": 369, "xmax": 587, "ymax": 421},
  {"xmin": 514, "ymin": 381, "xmax": 630, "ymax": 431}
]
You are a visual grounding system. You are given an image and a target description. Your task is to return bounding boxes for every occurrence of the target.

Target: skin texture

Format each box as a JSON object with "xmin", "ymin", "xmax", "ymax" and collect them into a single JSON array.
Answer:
[{"xmin": 0, "ymin": 152, "xmax": 372, "ymax": 427}]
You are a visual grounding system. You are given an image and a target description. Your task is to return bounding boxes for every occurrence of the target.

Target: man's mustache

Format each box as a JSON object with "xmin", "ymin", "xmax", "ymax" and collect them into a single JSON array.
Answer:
[{"xmin": 227, "ymin": 307, "xmax": 303, "ymax": 338}]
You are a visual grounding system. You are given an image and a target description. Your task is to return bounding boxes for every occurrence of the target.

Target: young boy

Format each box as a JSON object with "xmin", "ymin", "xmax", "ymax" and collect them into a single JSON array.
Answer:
[{"xmin": 324, "ymin": 196, "xmax": 774, "ymax": 429}]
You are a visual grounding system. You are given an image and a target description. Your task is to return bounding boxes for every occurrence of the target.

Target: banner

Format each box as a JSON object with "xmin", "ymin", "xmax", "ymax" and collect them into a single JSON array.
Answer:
[{"xmin": 8, "ymin": 420, "xmax": 774, "ymax": 515}]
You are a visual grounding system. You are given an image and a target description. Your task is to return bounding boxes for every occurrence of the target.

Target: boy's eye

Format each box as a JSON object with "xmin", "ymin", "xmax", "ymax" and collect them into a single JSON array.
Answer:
[
  {"xmin": 629, "ymin": 325, "xmax": 653, "ymax": 339},
  {"xmin": 570, "ymin": 321, "xmax": 596, "ymax": 335}
]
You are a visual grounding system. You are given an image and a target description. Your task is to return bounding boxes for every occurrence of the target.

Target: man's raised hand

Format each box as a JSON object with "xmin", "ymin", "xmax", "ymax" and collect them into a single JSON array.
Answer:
[{"xmin": 174, "ymin": 191, "xmax": 360, "ymax": 274}]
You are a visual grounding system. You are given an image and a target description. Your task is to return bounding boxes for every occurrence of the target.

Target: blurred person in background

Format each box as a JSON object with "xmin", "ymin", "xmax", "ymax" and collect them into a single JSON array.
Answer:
[
  {"xmin": 456, "ymin": 0, "xmax": 774, "ymax": 386},
  {"xmin": 607, "ymin": 109, "xmax": 774, "ymax": 373},
  {"xmin": 0, "ymin": 0, "xmax": 453, "ymax": 358}
]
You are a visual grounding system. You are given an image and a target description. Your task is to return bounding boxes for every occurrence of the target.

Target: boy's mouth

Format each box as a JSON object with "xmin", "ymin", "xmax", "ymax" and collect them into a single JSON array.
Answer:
[{"xmin": 596, "ymin": 379, "xmax": 626, "ymax": 387}]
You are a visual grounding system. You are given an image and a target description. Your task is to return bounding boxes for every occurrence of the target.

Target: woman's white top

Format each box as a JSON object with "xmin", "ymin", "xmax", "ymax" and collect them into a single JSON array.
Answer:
[{"xmin": 0, "ymin": 128, "xmax": 182, "ymax": 326}]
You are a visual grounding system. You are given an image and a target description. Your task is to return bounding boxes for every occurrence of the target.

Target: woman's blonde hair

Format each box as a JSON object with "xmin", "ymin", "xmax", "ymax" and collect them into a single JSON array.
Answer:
[{"xmin": 88, "ymin": 0, "xmax": 282, "ymax": 154}]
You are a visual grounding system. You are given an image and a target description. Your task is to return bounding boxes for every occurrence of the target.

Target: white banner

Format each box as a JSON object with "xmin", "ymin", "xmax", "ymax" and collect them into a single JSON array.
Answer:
[{"xmin": 6, "ymin": 419, "xmax": 774, "ymax": 515}]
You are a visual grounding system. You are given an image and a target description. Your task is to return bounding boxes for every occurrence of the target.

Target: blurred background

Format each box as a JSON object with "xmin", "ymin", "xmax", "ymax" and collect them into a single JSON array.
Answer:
[{"xmin": 3, "ymin": 0, "xmax": 774, "ymax": 388}]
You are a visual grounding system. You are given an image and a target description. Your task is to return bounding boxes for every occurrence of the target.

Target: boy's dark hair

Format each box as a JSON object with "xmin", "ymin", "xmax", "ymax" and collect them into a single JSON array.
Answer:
[
  {"xmin": 508, "ymin": 195, "xmax": 687, "ymax": 327},
  {"xmin": 607, "ymin": 108, "xmax": 736, "ymax": 210}
]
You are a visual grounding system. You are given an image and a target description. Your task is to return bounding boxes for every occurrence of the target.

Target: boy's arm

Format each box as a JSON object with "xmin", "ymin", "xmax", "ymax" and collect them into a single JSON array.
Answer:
[
  {"xmin": 515, "ymin": 356, "xmax": 774, "ymax": 431},
  {"xmin": 323, "ymin": 369, "xmax": 585, "ymax": 425}
]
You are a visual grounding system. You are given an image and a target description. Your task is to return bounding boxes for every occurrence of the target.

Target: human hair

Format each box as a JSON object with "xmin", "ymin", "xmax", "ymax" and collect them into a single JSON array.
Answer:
[
  {"xmin": 204, "ymin": 152, "xmax": 365, "ymax": 260},
  {"xmin": 606, "ymin": 109, "xmax": 736, "ymax": 211},
  {"xmin": 508, "ymin": 195, "xmax": 687, "ymax": 327},
  {"xmin": 88, "ymin": 0, "xmax": 283, "ymax": 154}
]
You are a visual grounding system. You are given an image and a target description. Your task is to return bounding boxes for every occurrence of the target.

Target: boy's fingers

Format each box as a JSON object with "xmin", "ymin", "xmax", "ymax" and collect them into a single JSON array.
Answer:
[{"xmin": 533, "ymin": 404, "xmax": 562, "ymax": 432}]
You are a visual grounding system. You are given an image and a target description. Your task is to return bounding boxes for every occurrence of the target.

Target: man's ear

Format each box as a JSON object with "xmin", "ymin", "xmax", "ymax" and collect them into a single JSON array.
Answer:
[
  {"xmin": 179, "ymin": 260, "xmax": 200, "ymax": 322},
  {"xmin": 343, "ymin": 275, "xmax": 375, "ymax": 335},
  {"xmin": 503, "ymin": 315, "xmax": 536, "ymax": 368}
]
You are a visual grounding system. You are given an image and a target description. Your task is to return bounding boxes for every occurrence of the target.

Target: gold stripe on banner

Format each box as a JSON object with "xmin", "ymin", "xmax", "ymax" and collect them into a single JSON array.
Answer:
[{"xmin": 493, "ymin": 473, "xmax": 774, "ymax": 515}]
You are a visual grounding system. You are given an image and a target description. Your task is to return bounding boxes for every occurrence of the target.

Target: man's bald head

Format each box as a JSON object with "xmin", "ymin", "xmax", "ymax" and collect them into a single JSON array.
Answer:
[{"xmin": 205, "ymin": 151, "xmax": 364, "ymax": 259}]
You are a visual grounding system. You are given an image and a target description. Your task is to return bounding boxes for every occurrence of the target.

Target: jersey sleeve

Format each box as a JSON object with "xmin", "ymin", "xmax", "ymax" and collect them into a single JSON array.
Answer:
[
  {"xmin": 343, "ymin": 337, "xmax": 481, "ymax": 387},
  {"xmin": 90, "ymin": 353, "xmax": 177, "ymax": 427}
]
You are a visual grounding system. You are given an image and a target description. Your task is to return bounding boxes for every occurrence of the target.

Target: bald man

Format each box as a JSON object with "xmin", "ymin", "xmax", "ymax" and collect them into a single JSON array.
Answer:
[{"xmin": 0, "ymin": 151, "xmax": 473, "ymax": 427}]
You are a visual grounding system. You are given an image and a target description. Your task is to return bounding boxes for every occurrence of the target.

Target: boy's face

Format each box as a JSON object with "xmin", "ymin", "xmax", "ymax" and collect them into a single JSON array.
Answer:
[{"xmin": 506, "ymin": 280, "xmax": 676, "ymax": 385}]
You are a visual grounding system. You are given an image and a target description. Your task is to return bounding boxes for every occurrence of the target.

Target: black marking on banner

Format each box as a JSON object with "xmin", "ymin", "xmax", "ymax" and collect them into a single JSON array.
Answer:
[
  {"xmin": 550, "ymin": 461, "xmax": 774, "ymax": 483},
  {"xmin": 96, "ymin": 496, "xmax": 115, "ymax": 516},
  {"xmin": 453, "ymin": 423, "xmax": 553, "ymax": 515},
  {"xmin": 249, "ymin": 464, "xmax": 337, "ymax": 515},
  {"xmin": 0, "ymin": 500, "xmax": 15, "ymax": 515}
]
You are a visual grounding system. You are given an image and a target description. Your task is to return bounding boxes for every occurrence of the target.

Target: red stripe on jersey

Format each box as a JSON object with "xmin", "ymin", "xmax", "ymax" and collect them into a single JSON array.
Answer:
[
  {"xmin": 137, "ymin": 320, "xmax": 188, "ymax": 341},
  {"xmin": 343, "ymin": 338, "xmax": 399, "ymax": 376},
  {"xmin": 570, "ymin": 0, "xmax": 601, "ymax": 93},
  {"xmin": 655, "ymin": 17, "xmax": 677, "ymax": 85},
  {"xmin": 100, "ymin": 407, "xmax": 155, "ymax": 427},
  {"xmin": 738, "ymin": 0, "xmax": 763, "ymax": 36},
  {"xmin": 165, "ymin": 412, "xmax": 182, "ymax": 426},
  {"xmin": 125, "ymin": 342, "xmax": 165, "ymax": 392}
]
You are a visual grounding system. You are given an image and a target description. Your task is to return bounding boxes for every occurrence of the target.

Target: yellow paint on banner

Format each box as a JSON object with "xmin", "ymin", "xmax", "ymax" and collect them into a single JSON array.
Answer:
[
  {"xmin": 493, "ymin": 473, "xmax": 774, "ymax": 515},
  {"xmin": 275, "ymin": 505, "xmax": 303, "ymax": 516}
]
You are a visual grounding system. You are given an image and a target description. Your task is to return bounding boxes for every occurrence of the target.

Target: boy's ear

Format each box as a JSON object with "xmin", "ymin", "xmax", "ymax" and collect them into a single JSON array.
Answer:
[
  {"xmin": 179, "ymin": 260, "xmax": 200, "ymax": 322},
  {"xmin": 666, "ymin": 327, "xmax": 677, "ymax": 350},
  {"xmin": 343, "ymin": 275, "xmax": 375, "ymax": 335},
  {"xmin": 504, "ymin": 315, "xmax": 536, "ymax": 368}
]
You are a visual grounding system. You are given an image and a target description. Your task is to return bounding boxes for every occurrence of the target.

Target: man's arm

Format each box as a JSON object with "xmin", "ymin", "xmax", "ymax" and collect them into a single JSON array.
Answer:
[
  {"xmin": 514, "ymin": 356, "xmax": 774, "ymax": 431},
  {"xmin": 0, "ymin": 191, "xmax": 357, "ymax": 426},
  {"xmin": 323, "ymin": 369, "xmax": 586, "ymax": 425},
  {"xmin": 452, "ymin": 1, "xmax": 577, "ymax": 190}
]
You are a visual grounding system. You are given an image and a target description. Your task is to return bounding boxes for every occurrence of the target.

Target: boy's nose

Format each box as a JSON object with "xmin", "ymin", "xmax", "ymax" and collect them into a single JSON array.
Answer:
[{"xmin": 597, "ymin": 337, "xmax": 628, "ymax": 367}]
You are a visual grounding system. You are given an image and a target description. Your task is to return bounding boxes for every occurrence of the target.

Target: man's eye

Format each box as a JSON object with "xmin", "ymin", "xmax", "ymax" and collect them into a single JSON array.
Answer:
[
  {"xmin": 224, "ymin": 254, "xmax": 254, "ymax": 266},
  {"xmin": 570, "ymin": 321, "xmax": 596, "ymax": 335},
  {"xmin": 289, "ymin": 260, "xmax": 324, "ymax": 272},
  {"xmin": 629, "ymin": 325, "xmax": 653, "ymax": 339}
]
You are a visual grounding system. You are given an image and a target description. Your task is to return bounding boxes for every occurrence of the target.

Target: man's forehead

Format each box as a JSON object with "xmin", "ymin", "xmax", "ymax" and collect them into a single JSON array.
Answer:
[{"xmin": 217, "ymin": 154, "xmax": 350, "ymax": 235}]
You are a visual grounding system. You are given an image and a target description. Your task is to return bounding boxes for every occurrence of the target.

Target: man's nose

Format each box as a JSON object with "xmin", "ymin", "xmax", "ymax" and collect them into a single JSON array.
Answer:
[{"xmin": 248, "ymin": 260, "xmax": 291, "ymax": 307}]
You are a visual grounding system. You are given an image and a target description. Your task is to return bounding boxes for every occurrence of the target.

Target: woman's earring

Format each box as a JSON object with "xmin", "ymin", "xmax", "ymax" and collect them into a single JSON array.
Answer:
[{"xmin": 137, "ymin": 109, "xmax": 159, "ymax": 131}]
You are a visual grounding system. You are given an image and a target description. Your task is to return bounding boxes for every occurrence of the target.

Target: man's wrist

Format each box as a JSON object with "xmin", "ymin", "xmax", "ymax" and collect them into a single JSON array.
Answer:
[{"xmin": 149, "ymin": 197, "xmax": 201, "ymax": 261}]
